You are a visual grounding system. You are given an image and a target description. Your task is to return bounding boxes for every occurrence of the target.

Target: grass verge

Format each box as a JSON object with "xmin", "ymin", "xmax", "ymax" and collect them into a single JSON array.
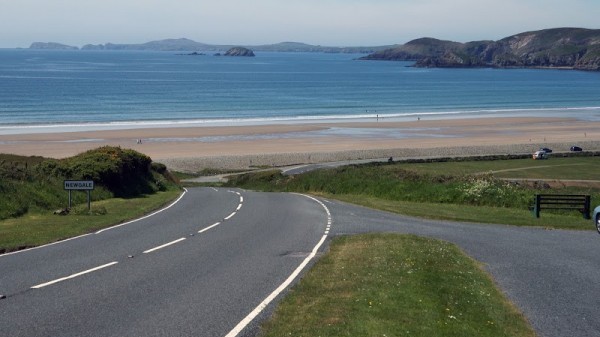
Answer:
[
  {"xmin": 328, "ymin": 194, "xmax": 594, "ymax": 230},
  {"xmin": 0, "ymin": 189, "xmax": 182, "ymax": 253},
  {"xmin": 223, "ymin": 156, "xmax": 600, "ymax": 230},
  {"xmin": 260, "ymin": 234, "xmax": 536, "ymax": 337}
]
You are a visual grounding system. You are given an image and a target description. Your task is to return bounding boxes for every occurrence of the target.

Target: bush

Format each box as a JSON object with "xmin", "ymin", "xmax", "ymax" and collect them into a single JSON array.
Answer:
[
  {"xmin": 37, "ymin": 146, "xmax": 155, "ymax": 197},
  {"xmin": 0, "ymin": 147, "xmax": 178, "ymax": 220}
]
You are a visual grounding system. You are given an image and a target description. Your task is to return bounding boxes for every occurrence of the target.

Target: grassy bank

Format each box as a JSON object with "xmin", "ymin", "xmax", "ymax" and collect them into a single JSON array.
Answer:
[
  {"xmin": 0, "ymin": 189, "xmax": 182, "ymax": 253},
  {"xmin": 0, "ymin": 147, "xmax": 182, "ymax": 253},
  {"xmin": 260, "ymin": 234, "xmax": 536, "ymax": 337},
  {"xmin": 225, "ymin": 156, "xmax": 599, "ymax": 230}
]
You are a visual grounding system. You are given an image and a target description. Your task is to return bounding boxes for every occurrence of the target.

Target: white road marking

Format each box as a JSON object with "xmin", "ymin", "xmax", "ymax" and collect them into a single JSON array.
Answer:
[
  {"xmin": 211, "ymin": 187, "xmax": 218, "ymax": 192},
  {"xmin": 198, "ymin": 222, "xmax": 221, "ymax": 234},
  {"xmin": 143, "ymin": 238, "xmax": 186, "ymax": 254},
  {"xmin": 240, "ymin": 196, "xmax": 244, "ymax": 203},
  {"xmin": 1, "ymin": 189, "xmax": 189, "ymax": 259},
  {"xmin": 0, "ymin": 233, "xmax": 93, "ymax": 259},
  {"xmin": 224, "ymin": 193, "xmax": 332, "ymax": 337},
  {"xmin": 96, "ymin": 188, "xmax": 188, "ymax": 234},
  {"xmin": 281, "ymin": 165, "xmax": 308, "ymax": 174},
  {"xmin": 224, "ymin": 235, "xmax": 328, "ymax": 337},
  {"xmin": 224, "ymin": 212, "xmax": 236, "ymax": 220},
  {"xmin": 236, "ymin": 204, "xmax": 242, "ymax": 211},
  {"xmin": 31, "ymin": 262, "xmax": 119, "ymax": 289}
]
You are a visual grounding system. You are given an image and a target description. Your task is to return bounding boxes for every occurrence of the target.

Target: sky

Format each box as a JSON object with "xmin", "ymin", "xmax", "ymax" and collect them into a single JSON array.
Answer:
[{"xmin": 1, "ymin": 0, "xmax": 599, "ymax": 48}]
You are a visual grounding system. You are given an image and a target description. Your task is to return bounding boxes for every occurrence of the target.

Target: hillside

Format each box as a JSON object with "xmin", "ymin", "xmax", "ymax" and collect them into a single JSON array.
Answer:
[{"xmin": 361, "ymin": 28, "xmax": 600, "ymax": 71}]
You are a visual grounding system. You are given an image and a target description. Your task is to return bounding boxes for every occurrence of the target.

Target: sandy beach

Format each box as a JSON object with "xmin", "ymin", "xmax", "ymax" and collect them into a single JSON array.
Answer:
[{"xmin": 1, "ymin": 117, "xmax": 598, "ymax": 172}]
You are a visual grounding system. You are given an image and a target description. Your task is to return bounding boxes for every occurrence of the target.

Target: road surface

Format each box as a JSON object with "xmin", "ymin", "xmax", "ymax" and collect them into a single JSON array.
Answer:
[{"xmin": 1, "ymin": 187, "xmax": 599, "ymax": 337}]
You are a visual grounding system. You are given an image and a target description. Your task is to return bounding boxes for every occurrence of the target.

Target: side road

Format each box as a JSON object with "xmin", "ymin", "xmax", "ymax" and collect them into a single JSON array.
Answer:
[{"xmin": 326, "ymin": 198, "xmax": 600, "ymax": 337}]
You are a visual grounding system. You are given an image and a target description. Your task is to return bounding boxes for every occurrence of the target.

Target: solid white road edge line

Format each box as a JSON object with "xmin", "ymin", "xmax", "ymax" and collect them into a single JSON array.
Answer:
[
  {"xmin": 224, "ymin": 193, "xmax": 331, "ymax": 337},
  {"xmin": 223, "ymin": 234, "xmax": 328, "ymax": 337},
  {"xmin": 95, "ymin": 188, "xmax": 188, "ymax": 234},
  {"xmin": 143, "ymin": 238, "xmax": 186, "ymax": 254},
  {"xmin": 31, "ymin": 262, "xmax": 119, "ymax": 289},
  {"xmin": 0, "ymin": 188, "xmax": 189, "ymax": 259}
]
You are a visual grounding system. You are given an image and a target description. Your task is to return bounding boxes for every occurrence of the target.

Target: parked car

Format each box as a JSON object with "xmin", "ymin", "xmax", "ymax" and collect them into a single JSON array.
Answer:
[
  {"xmin": 570, "ymin": 146, "xmax": 583, "ymax": 152},
  {"xmin": 532, "ymin": 150, "xmax": 549, "ymax": 160},
  {"xmin": 594, "ymin": 206, "xmax": 600, "ymax": 234},
  {"xmin": 539, "ymin": 147, "xmax": 552, "ymax": 153}
]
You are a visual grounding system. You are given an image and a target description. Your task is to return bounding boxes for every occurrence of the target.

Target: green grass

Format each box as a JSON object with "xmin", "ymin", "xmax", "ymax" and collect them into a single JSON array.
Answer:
[
  {"xmin": 0, "ymin": 189, "xmax": 182, "ymax": 253},
  {"xmin": 225, "ymin": 157, "xmax": 600, "ymax": 230},
  {"xmin": 260, "ymin": 234, "xmax": 536, "ymax": 337},
  {"xmin": 329, "ymin": 194, "xmax": 593, "ymax": 230},
  {"xmin": 396, "ymin": 157, "xmax": 600, "ymax": 180}
]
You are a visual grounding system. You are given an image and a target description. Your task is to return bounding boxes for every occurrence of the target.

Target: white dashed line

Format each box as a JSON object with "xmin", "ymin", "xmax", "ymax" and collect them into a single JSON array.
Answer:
[
  {"xmin": 1, "ymin": 189, "xmax": 189, "ymax": 259},
  {"xmin": 198, "ymin": 222, "xmax": 221, "ymax": 234},
  {"xmin": 236, "ymin": 204, "xmax": 242, "ymax": 211},
  {"xmin": 31, "ymin": 262, "xmax": 119, "ymax": 289},
  {"xmin": 224, "ymin": 212, "xmax": 236, "ymax": 220},
  {"xmin": 143, "ymin": 238, "xmax": 186, "ymax": 254}
]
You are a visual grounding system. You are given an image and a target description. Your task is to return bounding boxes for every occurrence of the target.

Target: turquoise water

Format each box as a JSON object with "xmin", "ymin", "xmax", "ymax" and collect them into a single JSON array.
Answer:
[{"xmin": 1, "ymin": 49, "xmax": 600, "ymax": 129}]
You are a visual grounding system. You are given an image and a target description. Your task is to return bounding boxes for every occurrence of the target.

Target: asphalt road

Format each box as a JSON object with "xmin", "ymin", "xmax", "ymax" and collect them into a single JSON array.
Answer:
[
  {"xmin": 1, "ymin": 187, "xmax": 599, "ymax": 337},
  {"xmin": 326, "ymin": 198, "xmax": 600, "ymax": 337},
  {"xmin": 0, "ymin": 188, "xmax": 329, "ymax": 337}
]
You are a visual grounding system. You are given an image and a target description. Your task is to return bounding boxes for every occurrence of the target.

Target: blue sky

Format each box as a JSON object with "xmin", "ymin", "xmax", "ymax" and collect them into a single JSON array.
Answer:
[{"xmin": 1, "ymin": 0, "xmax": 599, "ymax": 48}]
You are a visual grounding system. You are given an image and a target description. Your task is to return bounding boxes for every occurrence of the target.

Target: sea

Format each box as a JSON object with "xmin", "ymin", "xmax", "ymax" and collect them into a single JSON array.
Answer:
[{"xmin": 1, "ymin": 49, "xmax": 600, "ymax": 134}]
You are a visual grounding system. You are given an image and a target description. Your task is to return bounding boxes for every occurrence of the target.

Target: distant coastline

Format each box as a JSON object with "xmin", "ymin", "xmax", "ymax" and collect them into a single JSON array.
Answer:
[
  {"xmin": 28, "ymin": 39, "xmax": 392, "ymax": 54},
  {"xmin": 27, "ymin": 27, "xmax": 600, "ymax": 71}
]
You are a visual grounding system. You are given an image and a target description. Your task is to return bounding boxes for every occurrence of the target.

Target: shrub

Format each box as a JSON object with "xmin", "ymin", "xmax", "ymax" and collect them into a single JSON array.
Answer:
[{"xmin": 0, "ymin": 147, "xmax": 178, "ymax": 220}]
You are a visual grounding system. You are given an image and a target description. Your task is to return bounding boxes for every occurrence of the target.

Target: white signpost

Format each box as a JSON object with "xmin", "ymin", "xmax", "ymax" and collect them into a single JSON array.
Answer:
[{"xmin": 64, "ymin": 180, "xmax": 94, "ymax": 210}]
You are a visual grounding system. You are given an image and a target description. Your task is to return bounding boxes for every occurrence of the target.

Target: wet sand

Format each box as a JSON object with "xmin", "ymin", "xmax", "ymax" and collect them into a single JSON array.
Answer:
[{"xmin": 0, "ymin": 117, "xmax": 598, "ymax": 172}]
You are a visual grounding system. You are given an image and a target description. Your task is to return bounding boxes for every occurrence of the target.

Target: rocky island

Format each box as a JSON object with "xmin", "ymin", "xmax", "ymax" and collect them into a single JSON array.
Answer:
[
  {"xmin": 223, "ymin": 47, "xmax": 255, "ymax": 57},
  {"xmin": 361, "ymin": 28, "xmax": 600, "ymax": 71},
  {"xmin": 29, "ymin": 42, "xmax": 78, "ymax": 50}
]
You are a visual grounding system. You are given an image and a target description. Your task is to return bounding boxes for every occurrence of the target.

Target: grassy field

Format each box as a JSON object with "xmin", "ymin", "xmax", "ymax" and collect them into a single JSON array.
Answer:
[
  {"xmin": 0, "ymin": 189, "xmax": 182, "ymax": 253},
  {"xmin": 260, "ymin": 234, "xmax": 536, "ymax": 337},
  {"xmin": 225, "ymin": 155, "xmax": 600, "ymax": 230},
  {"xmin": 395, "ymin": 156, "xmax": 600, "ymax": 180}
]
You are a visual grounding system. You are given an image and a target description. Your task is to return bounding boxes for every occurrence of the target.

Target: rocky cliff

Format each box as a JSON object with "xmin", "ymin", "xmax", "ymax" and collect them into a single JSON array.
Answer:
[{"xmin": 361, "ymin": 28, "xmax": 600, "ymax": 71}]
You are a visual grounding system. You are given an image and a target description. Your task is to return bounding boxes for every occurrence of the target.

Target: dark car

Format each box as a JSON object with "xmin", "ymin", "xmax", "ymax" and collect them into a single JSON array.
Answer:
[
  {"xmin": 539, "ymin": 147, "xmax": 552, "ymax": 153},
  {"xmin": 570, "ymin": 146, "xmax": 583, "ymax": 152}
]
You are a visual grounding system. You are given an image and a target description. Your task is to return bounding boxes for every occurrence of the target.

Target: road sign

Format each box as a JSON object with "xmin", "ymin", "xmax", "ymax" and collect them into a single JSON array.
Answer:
[
  {"xmin": 64, "ymin": 180, "xmax": 94, "ymax": 190},
  {"xmin": 63, "ymin": 180, "xmax": 94, "ymax": 210}
]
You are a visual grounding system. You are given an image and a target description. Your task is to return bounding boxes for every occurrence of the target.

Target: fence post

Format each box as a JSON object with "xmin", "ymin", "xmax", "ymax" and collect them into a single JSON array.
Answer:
[
  {"xmin": 584, "ymin": 195, "xmax": 591, "ymax": 219},
  {"xmin": 534, "ymin": 194, "xmax": 541, "ymax": 218}
]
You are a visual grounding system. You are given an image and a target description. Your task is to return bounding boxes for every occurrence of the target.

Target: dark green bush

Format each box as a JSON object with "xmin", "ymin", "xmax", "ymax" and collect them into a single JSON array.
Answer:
[
  {"xmin": 0, "ymin": 147, "xmax": 178, "ymax": 220},
  {"xmin": 37, "ymin": 146, "xmax": 155, "ymax": 197}
]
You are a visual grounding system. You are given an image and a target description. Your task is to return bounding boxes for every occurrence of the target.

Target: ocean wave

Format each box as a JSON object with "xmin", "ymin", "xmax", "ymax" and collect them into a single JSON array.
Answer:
[{"xmin": 1, "ymin": 106, "xmax": 599, "ymax": 135}]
